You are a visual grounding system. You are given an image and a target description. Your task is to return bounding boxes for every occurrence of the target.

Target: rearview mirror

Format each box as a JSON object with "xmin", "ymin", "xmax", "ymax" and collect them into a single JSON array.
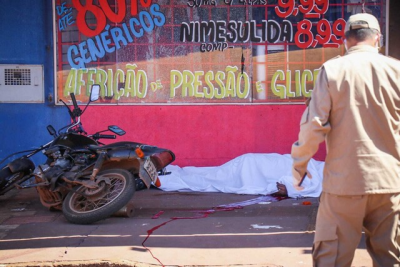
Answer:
[
  {"xmin": 108, "ymin": 125, "xmax": 126, "ymax": 136},
  {"xmin": 90, "ymin": 84, "xmax": 100, "ymax": 102},
  {"xmin": 47, "ymin": 125, "xmax": 58, "ymax": 137}
]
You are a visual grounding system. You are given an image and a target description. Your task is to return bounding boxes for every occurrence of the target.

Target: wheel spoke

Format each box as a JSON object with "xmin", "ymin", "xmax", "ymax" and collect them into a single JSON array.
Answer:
[{"xmin": 69, "ymin": 173, "xmax": 127, "ymax": 213}]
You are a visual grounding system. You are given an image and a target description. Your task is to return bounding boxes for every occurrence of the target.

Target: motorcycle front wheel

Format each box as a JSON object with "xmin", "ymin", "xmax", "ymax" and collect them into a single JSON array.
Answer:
[{"xmin": 62, "ymin": 169, "xmax": 135, "ymax": 224}]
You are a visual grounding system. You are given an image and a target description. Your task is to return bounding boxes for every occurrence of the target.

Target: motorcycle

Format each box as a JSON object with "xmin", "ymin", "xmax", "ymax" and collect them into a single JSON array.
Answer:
[{"xmin": 0, "ymin": 84, "xmax": 175, "ymax": 224}]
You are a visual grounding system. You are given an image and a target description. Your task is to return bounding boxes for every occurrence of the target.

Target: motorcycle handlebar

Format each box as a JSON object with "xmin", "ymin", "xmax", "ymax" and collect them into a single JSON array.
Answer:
[
  {"xmin": 70, "ymin": 93, "xmax": 79, "ymax": 111},
  {"xmin": 93, "ymin": 134, "xmax": 116, "ymax": 140}
]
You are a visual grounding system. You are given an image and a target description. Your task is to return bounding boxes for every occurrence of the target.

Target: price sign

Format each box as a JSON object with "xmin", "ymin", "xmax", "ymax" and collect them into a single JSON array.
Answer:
[
  {"xmin": 275, "ymin": 0, "xmax": 345, "ymax": 49},
  {"xmin": 295, "ymin": 18, "xmax": 346, "ymax": 49},
  {"xmin": 275, "ymin": 0, "xmax": 329, "ymax": 19},
  {"xmin": 72, "ymin": 0, "xmax": 152, "ymax": 37}
]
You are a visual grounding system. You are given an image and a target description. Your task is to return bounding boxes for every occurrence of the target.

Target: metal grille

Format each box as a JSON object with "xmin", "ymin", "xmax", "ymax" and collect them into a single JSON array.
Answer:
[{"xmin": 5, "ymin": 69, "xmax": 31, "ymax": 86}]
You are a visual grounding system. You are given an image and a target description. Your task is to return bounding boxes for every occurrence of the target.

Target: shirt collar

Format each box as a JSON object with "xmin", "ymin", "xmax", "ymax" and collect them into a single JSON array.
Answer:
[{"xmin": 346, "ymin": 45, "xmax": 379, "ymax": 55}]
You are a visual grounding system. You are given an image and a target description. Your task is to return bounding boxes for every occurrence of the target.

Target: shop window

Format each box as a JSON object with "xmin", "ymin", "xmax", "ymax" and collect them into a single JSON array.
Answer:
[{"xmin": 53, "ymin": 0, "xmax": 388, "ymax": 104}]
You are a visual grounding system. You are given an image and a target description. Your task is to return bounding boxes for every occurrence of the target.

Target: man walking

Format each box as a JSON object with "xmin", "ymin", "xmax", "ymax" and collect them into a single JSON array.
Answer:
[{"xmin": 291, "ymin": 13, "xmax": 400, "ymax": 267}]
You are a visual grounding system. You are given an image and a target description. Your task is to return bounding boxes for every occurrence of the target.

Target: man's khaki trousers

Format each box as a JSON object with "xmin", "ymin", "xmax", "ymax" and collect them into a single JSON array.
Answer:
[{"xmin": 313, "ymin": 192, "xmax": 400, "ymax": 267}]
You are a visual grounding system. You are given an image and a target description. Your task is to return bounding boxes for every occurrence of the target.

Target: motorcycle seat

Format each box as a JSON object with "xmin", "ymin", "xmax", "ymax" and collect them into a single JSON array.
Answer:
[
  {"xmin": 88, "ymin": 142, "xmax": 174, "ymax": 159},
  {"xmin": 88, "ymin": 141, "xmax": 143, "ymax": 151}
]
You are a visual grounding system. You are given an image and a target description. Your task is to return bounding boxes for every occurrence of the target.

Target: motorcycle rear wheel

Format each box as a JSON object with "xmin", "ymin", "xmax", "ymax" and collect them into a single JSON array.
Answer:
[{"xmin": 62, "ymin": 169, "xmax": 135, "ymax": 224}]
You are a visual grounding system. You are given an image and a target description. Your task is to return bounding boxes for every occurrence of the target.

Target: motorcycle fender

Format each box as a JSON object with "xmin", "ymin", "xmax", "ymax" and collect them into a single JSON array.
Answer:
[
  {"xmin": 107, "ymin": 149, "xmax": 134, "ymax": 161},
  {"xmin": 8, "ymin": 158, "xmax": 35, "ymax": 174}
]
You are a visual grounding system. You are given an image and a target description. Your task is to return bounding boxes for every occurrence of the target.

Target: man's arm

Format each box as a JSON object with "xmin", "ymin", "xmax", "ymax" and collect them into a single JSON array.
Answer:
[{"xmin": 291, "ymin": 66, "xmax": 332, "ymax": 177}]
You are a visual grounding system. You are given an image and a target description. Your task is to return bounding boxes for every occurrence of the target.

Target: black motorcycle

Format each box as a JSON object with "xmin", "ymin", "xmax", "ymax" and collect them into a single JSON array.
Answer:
[{"xmin": 0, "ymin": 85, "xmax": 175, "ymax": 224}]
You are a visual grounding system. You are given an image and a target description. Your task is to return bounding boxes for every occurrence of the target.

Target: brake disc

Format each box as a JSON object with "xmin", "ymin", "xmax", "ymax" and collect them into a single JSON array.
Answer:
[{"xmin": 83, "ymin": 176, "xmax": 111, "ymax": 200}]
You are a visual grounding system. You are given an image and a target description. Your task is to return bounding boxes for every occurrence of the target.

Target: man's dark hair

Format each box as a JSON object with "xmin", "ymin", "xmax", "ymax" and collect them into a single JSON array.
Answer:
[{"xmin": 345, "ymin": 28, "xmax": 379, "ymax": 42}]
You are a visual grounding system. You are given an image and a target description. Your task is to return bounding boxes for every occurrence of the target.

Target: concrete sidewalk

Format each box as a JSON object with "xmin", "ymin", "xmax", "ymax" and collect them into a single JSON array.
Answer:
[{"xmin": 0, "ymin": 187, "xmax": 371, "ymax": 267}]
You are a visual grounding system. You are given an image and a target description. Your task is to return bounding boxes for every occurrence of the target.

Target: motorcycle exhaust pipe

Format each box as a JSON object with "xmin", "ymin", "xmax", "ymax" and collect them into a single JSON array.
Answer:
[{"xmin": 113, "ymin": 199, "xmax": 135, "ymax": 217}]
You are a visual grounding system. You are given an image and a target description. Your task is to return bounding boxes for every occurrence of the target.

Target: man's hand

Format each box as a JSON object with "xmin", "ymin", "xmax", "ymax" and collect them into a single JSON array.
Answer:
[{"xmin": 292, "ymin": 167, "xmax": 312, "ymax": 191}]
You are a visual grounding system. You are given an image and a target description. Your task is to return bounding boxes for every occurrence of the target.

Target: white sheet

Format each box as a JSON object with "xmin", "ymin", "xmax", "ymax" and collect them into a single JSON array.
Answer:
[{"xmin": 159, "ymin": 153, "xmax": 324, "ymax": 198}]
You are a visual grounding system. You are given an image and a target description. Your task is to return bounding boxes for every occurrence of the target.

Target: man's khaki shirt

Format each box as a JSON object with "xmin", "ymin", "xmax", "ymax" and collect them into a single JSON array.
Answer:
[{"xmin": 292, "ymin": 45, "xmax": 400, "ymax": 195}]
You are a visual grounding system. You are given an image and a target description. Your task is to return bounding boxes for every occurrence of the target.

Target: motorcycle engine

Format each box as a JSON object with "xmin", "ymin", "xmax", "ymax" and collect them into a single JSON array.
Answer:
[
  {"xmin": 54, "ymin": 158, "xmax": 71, "ymax": 169},
  {"xmin": 73, "ymin": 154, "xmax": 90, "ymax": 165},
  {"xmin": 44, "ymin": 146, "xmax": 72, "ymax": 170},
  {"xmin": 33, "ymin": 145, "xmax": 71, "ymax": 184}
]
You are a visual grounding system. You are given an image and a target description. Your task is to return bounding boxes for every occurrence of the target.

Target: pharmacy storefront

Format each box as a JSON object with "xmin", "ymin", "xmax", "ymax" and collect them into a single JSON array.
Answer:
[{"xmin": 53, "ymin": 0, "xmax": 389, "ymax": 165}]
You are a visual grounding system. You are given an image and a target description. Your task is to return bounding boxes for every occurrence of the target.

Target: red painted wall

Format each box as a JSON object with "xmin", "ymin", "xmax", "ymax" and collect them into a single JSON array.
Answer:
[{"xmin": 83, "ymin": 105, "xmax": 326, "ymax": 167}]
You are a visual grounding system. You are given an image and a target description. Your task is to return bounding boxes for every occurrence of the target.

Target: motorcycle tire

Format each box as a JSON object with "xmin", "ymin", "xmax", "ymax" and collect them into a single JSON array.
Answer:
[
  {"xmin": 0, "ymin": 167, "xmax": 25, "ymax": 194},
  {"xmin": 0, "ymin": 167, "xmax": 12, "ymax": 188},
  {"xmin": 62, "ymin": 169, "xmax": 135, "ymax": 224}
]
